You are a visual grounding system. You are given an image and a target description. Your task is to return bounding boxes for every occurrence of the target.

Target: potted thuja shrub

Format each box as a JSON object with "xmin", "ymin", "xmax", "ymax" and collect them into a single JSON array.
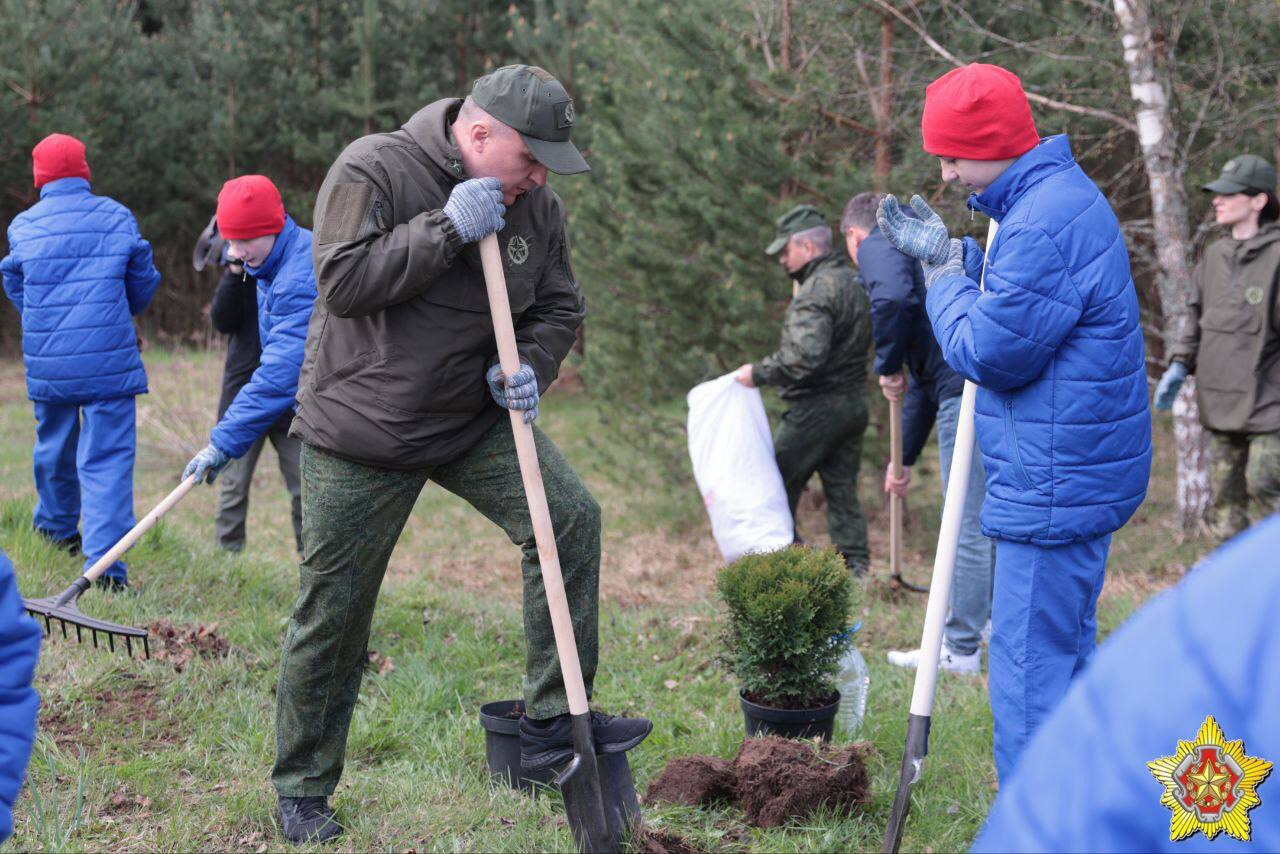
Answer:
[{"xmin": 717, "ymin": 546, "xmax": 855, "ymax": 740}]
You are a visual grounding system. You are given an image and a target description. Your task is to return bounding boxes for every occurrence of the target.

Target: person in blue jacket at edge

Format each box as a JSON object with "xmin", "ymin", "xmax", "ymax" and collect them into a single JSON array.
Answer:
[
  {"xmin": 181, "ymin": 175, "xmax": 317, "ymax": 493},
  {"xmin": 1, "ymin": 133, "xmax": 161, "ymax": 590},
  {"xmin": 974, "ymin": 514, "xmax": 1280, "ymax": 853},
  {"xmin": 0, "ymin": 548, "xmax": 41, "ymax": 843},
  {"xmin": 876, "ymin": 63, "xmax": 1153, "ymax": 784}
]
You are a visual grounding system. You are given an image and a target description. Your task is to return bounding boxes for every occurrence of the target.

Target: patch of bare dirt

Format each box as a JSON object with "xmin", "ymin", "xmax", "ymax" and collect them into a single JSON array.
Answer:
[
  {"xmin": 645, "ymin": 756, "xmax": 735, "ymax": 807},
  {"xmin": 646, "ymin": 737, "xmax": 872, "ymax": 829},
  {"xmin": 631, "ymin": 827, "xmax": 706, "ymax": 854},
  {"xmin": 38, "ymin": 671, "xmax": 180, "ymax": 752},
  {"xmin": 148, "ymin": 620, "xmax": 230, "ymax": 671}
]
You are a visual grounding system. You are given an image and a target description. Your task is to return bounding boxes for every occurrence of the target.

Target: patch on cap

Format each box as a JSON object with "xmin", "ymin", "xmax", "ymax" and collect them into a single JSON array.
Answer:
[{"xmin": 555, "ymin": 101, "xmax": 575, "ymax": 129}]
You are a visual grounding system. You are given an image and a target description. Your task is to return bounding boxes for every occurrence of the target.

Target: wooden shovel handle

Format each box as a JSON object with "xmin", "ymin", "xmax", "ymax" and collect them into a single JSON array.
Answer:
[
  {"xmin": 81, "ymin": 475, "xmax": 199, "ymax": 583},
  {"xmin": 479, "ymin": 234, "xmax": 591, "ymax": 717},
  {"xmin": 889, "ymin": 396, "xmax": 903, "ymax": 579}
]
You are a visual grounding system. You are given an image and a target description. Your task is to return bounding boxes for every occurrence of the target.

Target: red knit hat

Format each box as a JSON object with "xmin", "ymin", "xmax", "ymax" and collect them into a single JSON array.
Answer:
[
  {"xmin": 921, "ymin": 64, "xmax": 1040, "ymax": 160},
  {"xmin": 32, "ymin": 133, "xmax": 91, "ymax": 188},
  {"xmin": 216, "ymin": 175, "xmax": 285, "ymax": 239}
]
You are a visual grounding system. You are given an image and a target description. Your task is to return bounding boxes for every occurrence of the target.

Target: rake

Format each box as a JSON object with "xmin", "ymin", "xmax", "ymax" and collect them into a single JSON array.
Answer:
[{"xmin": 23, "ymin": 475, "xmax": 198, "ymax": 659}]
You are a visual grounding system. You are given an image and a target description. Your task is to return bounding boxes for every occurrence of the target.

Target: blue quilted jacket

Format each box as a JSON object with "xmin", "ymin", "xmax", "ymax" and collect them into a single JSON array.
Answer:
[
  {"xmin": 1, "ymin": 178, "xmax": 160, "ymax": 403},
  {"xmin": 0, "ymin": 549, "xmax": 40, "ymax": 842},
  {"xmin": 210, "ymin": 216, "xmax": 316, "ymax": 459},
  {"xmin": 974, "ymin": 515, "xmax": 1280, "ymax": 852},
  {"xmin": 926, "ymin": 135, "xmax": 1152, "ymax": 545}
]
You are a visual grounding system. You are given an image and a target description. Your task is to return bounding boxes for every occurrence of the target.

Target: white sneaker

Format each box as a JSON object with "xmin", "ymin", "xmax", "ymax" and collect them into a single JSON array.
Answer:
[
  {"xmin": 981, "ymin": 620, "xmax": 993, "ymax": 646},
  {"xmin": 886, "ymin": 643, "xmax": 981, "ymax": 675}
]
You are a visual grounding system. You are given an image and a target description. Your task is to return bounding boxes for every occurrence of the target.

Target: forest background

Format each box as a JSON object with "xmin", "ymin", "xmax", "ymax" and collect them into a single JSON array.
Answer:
[{"xmin": 3, "ymin": 0, "xmax": 1279, "ymax": 521}]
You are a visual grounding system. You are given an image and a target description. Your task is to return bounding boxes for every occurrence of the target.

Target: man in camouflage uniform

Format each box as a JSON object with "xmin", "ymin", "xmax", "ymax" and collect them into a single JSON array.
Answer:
[
  {"xmin": 735, "ymin": 205, "xmax": 874, "ymax": 573},
  {"xmin": 1155, "ymin": 154, "xmax": 1280, "ymax": 540},
  {"xmin": 271, "ymin": 66, "xmax": 650, "ymax": 844}
]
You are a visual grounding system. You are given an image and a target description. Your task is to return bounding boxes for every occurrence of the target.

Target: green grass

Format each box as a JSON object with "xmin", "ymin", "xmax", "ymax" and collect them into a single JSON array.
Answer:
[{"xmin": 0, "ymin": 349, "xmax": 1213, "ymax": 852}]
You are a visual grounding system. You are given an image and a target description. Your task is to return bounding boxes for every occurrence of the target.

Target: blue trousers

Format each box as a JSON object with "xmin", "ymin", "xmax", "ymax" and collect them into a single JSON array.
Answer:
[
  {"xmin": 32, "ymin": 397, "xmax": 136, "ymax": 582},
  {"xmin": 989, "ymin": 534, "xmax": 1110, "ymax": 783}
]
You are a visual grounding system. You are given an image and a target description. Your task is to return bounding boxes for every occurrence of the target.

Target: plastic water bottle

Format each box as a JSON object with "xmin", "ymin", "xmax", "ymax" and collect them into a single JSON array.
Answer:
[{"xmin": 835, "ymin": 629, "xmax": 870, "ymax": 737}]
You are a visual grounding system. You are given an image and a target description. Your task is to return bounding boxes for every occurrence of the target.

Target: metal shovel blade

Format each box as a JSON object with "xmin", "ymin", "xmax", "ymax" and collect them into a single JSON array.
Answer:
[
  {"xmin": 555, "ymin": 713, "xmax": 625, "ymax": 853},
  {"xmin": 23, "ymin": 578, "xmax": 150, "ymax": 659},
  {"xmin": 883, "ymin": 712, "xmax": 931, "ymax": 853}
]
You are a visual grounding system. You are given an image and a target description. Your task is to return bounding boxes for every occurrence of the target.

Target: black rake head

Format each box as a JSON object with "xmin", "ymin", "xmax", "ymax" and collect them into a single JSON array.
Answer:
[{"xmin": 23, "ymin": 578, "xmax": 150, "ymax": 659}]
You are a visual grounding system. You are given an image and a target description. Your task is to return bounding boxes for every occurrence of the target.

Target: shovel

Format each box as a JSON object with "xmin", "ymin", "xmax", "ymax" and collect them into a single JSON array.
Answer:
[
  {"xmin": 24, "ymin": 475, "xmax": 198, "ymax": 658},
  {"xmin": 479, "ymin": 234, "xmax": 635, "ymax": 853},
  {"xmin": 888, "ymin": 396, "xmax": 927, "ymax": 593},
  {"xmin": 883, "ymin": 216, "xmax": 998, "ymax": 853}
]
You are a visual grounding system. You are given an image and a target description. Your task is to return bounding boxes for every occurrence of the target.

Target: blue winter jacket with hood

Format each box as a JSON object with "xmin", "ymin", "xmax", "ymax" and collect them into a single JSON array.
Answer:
[
  {"xmin": 1, "ymin": 177, "xmax": 161, "ymax": 403},
  {"xmin": 0, "ymin": 549, "xmax": 40, "ymax": 842},
  {"xmin": 209, "ymin": 215, "xmax": 316, "ymax": 459},
  {"xmin": 926, "ymin": 135, "xmax": 1152, "ymax": 545}
]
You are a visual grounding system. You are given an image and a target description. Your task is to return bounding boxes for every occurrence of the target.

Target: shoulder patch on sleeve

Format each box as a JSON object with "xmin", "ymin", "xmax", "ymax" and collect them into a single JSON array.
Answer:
[{"xmin": 315, "ymin": 182, "xmax": 374, "ymax": 246}]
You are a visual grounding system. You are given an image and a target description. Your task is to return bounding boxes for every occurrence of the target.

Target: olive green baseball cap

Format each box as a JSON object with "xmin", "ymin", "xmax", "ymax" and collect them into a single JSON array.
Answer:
[
  {"xmin": 471, "ymin": 64, "xmax": 589, "ymax": 175},
  {"xmin": 1203, "ymin": 154, "xmax": 1276, "ymax": 195},
  {"xmin": 766, "ymin": 204, "xmax": 828, "ymax": 255}
]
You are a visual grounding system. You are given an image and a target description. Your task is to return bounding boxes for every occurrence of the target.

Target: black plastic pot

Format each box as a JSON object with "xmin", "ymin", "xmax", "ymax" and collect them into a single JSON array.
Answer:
[
  {"xmin": 479, "ymin": 700, "xmax": 557, "ymax": 791},
  {"xmin": 740, "ymin": 689, "xmax": 841, "ymax": 741}
]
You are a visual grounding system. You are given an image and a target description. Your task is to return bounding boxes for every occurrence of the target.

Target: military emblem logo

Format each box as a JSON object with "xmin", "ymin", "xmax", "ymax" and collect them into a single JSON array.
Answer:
[
  {"xmin": 1148, "ymin": 715, "xmax": 1272, "ymax": 842},
  {"xmin": 507, "ymin": 234, "xmax": 530, "ymax": 265},
  {"xmin": 1245, "ymin": 285, "xmax": 1264, "ymax": 305}
]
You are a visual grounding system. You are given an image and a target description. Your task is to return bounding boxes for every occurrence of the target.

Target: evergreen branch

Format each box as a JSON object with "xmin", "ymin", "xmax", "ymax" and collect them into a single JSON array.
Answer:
[{"xmin": 744, "ymin": 79, "xmax": 878, "ymax": 136}]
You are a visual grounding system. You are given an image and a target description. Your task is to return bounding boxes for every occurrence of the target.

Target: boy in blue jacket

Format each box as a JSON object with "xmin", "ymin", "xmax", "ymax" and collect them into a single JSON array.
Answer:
[
  {"xmin": 878, "ymin": 64, "xmax": 1152, "ymax": 783},
  {"xmin": 1, "ymin": 134, "xmax": 161, "ymax": 589},
  {"xmin": 181, "ymin": 176, "xmax": 317, "ymax": 493},
  {"xmin": 0, "ymin": 548, "xmax": 41, "ymax": 843}
]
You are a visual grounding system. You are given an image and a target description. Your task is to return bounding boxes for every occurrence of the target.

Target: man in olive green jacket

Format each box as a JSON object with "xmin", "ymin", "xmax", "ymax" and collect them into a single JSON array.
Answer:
[
  {"xmin": 1156, "ymin": 154, "xmax": 1280, "ymax": 539},
  {"xmin": 735, "ymin": 205, "xmax": 874, "ymax": 573},
  {"xmin": 274, "ymin": 65, "xmax": 650, "ymax": 844}
]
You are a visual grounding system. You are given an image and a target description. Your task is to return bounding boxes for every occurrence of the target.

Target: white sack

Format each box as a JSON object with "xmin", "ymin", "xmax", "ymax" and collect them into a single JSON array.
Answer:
[{"xmin": 686, "ymin": 373, "xmax": 794, "ymax": 563}]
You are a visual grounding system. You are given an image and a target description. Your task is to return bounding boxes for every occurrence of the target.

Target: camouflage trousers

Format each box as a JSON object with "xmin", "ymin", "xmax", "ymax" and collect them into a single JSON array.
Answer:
[
  {"xmin": 271, "ymin": 419, "xmax": 601, "ymax": 797},
  {"xmin": 773, "ymin": 391, "xmax": 870, "ymax": 571},
  {"xmin": 1208, "ymin": 429, "xmax": 1280, "ymax": 542}
]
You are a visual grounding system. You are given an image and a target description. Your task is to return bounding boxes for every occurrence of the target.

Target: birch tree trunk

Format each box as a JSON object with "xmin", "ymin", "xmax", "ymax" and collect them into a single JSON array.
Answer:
[{"xmin": 1113, "ymin": 0, "xmax": 1211, "ymax": 530}]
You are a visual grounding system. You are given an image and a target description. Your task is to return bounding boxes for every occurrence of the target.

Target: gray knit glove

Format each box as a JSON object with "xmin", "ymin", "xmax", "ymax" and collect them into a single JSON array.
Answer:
[
  {"xmin": 924, "ymin": 238, "xmax": 965, "ymax": 289},
  {"xmin": 876, "ymin": 194, "xmax": 950, "ymax": 265},
  {"xmin": 442, "ymin": 177, "xmax": 506, "ymax": 243},
  {"xmin": 486, "ymin": 363, "xmax": 539, "ymax": 423}
]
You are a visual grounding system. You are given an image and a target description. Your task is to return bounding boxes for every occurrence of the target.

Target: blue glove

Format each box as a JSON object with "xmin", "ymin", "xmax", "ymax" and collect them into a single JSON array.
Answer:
[
  {"xmin": 486, "ymin": 363, "xmax": 539, "ymax": 424},
  {"xmin": 876, "ymin": 194, "xmax": 951, "ymax": 265},
  {"xmin": 442, "ymin": 177, "xmax": 506, "ymax": 243},
  {"xmin": 182, "ymin": 444, "xmax": 230, "ymax": 484},
  {"xmin": 1154, "ymin": 362, "xmax": 1188, "ymax": 410}
]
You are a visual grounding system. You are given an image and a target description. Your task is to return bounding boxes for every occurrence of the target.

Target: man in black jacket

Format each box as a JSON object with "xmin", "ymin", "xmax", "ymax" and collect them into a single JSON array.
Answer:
[
  {"xmin": 841, "ymin": 191, "xmax": 992, "ymax": 674},
  {"xmin": 195, "ymin": 219, "xmax": 303, "ymax": 554}
]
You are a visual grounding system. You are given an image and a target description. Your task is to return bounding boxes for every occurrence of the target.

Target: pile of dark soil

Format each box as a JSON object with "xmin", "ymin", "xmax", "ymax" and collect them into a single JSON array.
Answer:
[
  {"xmin": 646, "ymin": 736, "xmax": 871, "ymax": 828},
  {"xmin": 147, "ymin": 620, "xmax": 230, "ymax": 671}
]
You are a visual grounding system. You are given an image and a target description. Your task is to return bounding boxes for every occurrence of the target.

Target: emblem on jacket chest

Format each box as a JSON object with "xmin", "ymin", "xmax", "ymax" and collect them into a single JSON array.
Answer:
[{"xmin": 507, "ymin": 235, "xmax": 530, "ymax": 265}]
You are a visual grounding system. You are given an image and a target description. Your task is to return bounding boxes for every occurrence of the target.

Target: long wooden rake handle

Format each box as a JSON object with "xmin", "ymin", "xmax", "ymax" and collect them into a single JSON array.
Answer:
[
  {"xmin": 75, "ymin": 475, "xmax": 198, "ymax": 590},
  {"xmin": 889, "ymin": 396, "xmax": 904, "ymax": 579},
  {"xmin": 478, "ymin": 234, "xmax": 591, "ymax": 717}
]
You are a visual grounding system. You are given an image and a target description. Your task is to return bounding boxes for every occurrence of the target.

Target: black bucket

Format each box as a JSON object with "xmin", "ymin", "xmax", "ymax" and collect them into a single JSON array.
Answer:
[
  {"xmin": 740, "ymin": 689, "xmax": 841, "ymax": 741},
  {"xmin": 479, "ymin": 700, "xmax": 556, "ymax": 791}
]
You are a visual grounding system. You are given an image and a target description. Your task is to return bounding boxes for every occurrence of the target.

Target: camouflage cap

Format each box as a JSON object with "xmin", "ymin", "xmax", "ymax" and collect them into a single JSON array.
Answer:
[
  {"xmin": 471, "ymin": 64, "xmax": 589, "ymax": 175},
  {"xmin": 766, "ymin": 205, "xmax": 828, "ymax": 255},
  {"xmin": 1203, "ymin": 154, "xmax": 1276, "ymax": 195}
]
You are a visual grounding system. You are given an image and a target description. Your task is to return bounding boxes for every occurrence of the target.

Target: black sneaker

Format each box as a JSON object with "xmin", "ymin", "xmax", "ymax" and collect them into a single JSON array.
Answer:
[
  {"xmin": 93, "ymin": 576, "xmax": 130, "ymax": 593},
  {"xmin": 278, "ymin": 795, "xmax": 342, "ymax": 845},
  {"xmin": 520, "ymin": 710, "xmax": 653, "ymax": 771},
  {"xmin": 35, "ymin": 527, "xmax": 81, "ymax": 556}
]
